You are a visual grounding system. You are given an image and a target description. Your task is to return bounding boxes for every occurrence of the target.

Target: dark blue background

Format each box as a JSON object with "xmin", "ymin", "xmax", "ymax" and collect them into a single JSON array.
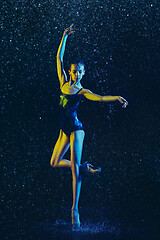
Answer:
[{"xmin": 1, "ymin": 0, "xmax": 160, "ymax": 238}]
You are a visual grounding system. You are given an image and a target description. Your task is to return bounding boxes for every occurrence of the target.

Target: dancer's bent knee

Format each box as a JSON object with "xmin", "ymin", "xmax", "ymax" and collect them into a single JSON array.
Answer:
[{"xmin": 50, "ymin": 156, "xmax": 59, "ymax": 168}]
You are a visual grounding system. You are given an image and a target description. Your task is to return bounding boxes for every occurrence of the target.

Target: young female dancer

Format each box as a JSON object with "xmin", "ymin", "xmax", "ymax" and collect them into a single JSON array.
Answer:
[{"xmin": 50, "ymin": 24, "xmax": 128, "ymax": 228}]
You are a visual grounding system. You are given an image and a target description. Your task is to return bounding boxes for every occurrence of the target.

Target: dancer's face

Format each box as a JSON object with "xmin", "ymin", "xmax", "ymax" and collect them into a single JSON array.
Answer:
[{"xmin": 69, "ymin": 63, "xmax": 85, "ymax": 83}]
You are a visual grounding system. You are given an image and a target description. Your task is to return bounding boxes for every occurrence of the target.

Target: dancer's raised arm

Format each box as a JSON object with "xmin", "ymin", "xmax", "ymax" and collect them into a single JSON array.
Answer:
[
  {"xmin": 57, "ymin": 24, "xmax": 74, "ymax": 88},
  {"xmin": 80, "ymin": 89, "xmax": 128, "ymax": 108}
]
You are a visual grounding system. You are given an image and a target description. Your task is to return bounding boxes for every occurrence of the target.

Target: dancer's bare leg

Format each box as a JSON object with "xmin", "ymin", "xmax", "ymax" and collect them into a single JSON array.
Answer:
[
  {"xmin": 70, "ymin": 130, "xmax": 85, "ymax": 211},
  {"xmin": 50, "ymin": 130, "xmax": 71, "ymax": 168},
  {"xmin": 50, "ymin": 130, "xmax": 100, "ymax": 173}
]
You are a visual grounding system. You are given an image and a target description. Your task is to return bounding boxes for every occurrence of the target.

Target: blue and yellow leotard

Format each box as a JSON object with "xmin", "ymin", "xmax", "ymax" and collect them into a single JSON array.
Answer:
[{"xmin": 59, "ymin": 85, "xmax": 84, "ymax": 136}]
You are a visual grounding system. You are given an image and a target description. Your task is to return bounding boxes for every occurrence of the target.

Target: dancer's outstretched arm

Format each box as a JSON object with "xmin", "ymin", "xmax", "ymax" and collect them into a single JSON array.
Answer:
[
  {"xmin": 81, "ymin": 89, "xmax": 128, "ymax": 108},
  {"xmin": 57, "ymin": 24, "xmax": 74, "ymax": 88}
]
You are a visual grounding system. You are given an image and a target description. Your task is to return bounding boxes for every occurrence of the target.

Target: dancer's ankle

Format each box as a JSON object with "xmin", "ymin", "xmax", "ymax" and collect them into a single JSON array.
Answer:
[{"xmin": 71, "ymin": 207, "xmax": 78, "ymax": 212}]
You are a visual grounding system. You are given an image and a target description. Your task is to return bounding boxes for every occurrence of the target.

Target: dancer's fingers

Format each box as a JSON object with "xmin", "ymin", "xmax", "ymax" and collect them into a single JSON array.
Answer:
[
  {"xmin": 68, "ymin": 30, "xmax": 75, "ymax": 35},
  {"xmin": 70, "ymin": 23, "xmax": 73, "ymax": 28}
]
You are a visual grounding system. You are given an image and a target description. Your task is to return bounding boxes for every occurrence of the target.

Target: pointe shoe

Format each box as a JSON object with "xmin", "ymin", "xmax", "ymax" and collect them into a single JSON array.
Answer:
[
  {"xmin": 80, "ymin": 161, "xmax": 101, "ymax": 175},
  {"xmin": 71, "ymin": 208, "xmax": 80, "ymax": 228}
]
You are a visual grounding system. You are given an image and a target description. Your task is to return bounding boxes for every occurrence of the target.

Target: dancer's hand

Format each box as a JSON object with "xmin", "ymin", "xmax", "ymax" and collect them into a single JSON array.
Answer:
[
  {"xmin": 118, "ymin": 96, "xmax": 128, "ymax": 108},
  {"xmin": 63, "ymin": 24, "xmax": 74, "ymax": 36}
]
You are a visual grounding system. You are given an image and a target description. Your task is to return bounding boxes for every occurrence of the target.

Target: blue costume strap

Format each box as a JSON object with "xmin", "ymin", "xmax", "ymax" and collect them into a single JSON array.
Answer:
[{"xmin": 76, "ymin": 88, "xmax": 83, "ymax": 94}]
